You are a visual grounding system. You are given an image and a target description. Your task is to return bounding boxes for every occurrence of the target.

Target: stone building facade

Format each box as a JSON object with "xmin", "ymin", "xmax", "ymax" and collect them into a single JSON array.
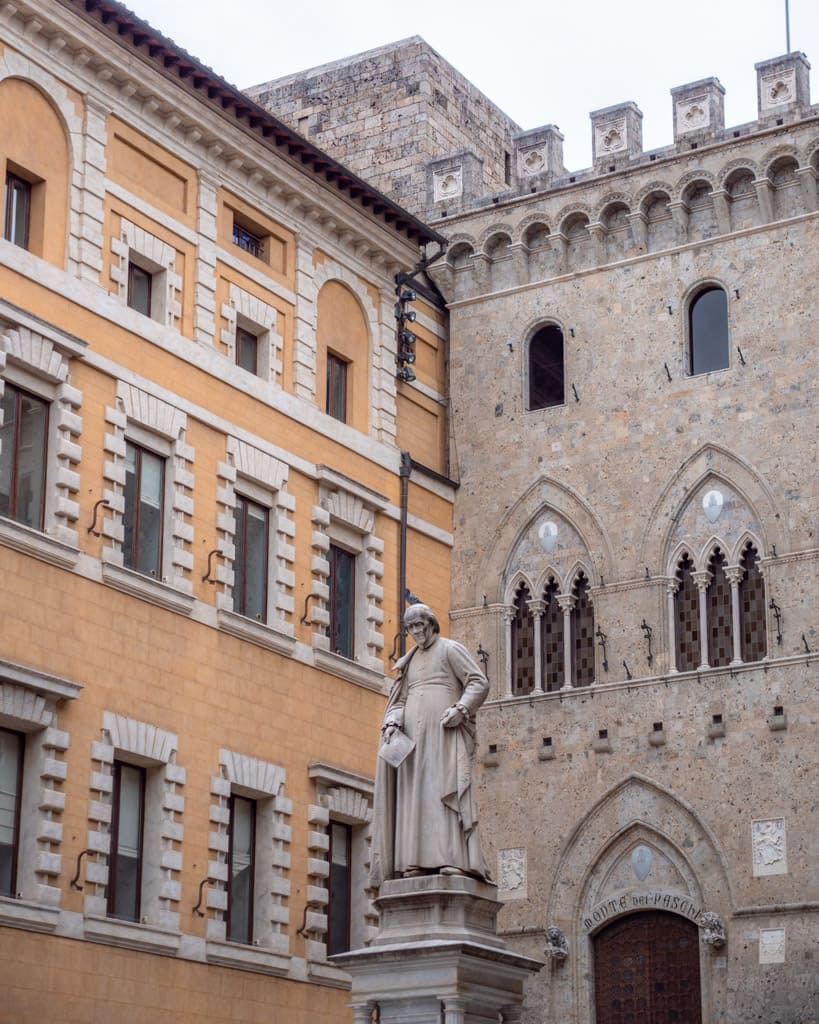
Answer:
[
  {"xmin": 0, "ymin": 2, "xmax": 454, "ymax": 1021},
  {"xmin": 255, "ymin": 35, "xmax": 818, "ymax": 1024},
  {"xmin": 248, "ymin": 37, "xmax": 523, "ymax": 222},
  {"xmin": 426, "ymin": 51, "xmax": 818, "ymax": 1024}
]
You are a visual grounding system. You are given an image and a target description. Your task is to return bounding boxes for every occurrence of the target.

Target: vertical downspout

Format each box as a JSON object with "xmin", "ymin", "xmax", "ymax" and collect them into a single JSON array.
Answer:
[{"xmin": 398, "ymin": 450, "xmax": 412, "ymax": 658}]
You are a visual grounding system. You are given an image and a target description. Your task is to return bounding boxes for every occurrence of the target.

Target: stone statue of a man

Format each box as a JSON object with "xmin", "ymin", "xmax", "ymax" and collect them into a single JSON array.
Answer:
[{"xmin": 369, "ymin": 603, "xmax": 491, "ymax": 887}]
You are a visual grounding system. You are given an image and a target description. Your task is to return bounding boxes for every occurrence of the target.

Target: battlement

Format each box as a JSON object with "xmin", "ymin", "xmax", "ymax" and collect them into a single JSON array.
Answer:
[{"xmin": 429, "ymin": 51, "xmax": 814, "ymax": 219}]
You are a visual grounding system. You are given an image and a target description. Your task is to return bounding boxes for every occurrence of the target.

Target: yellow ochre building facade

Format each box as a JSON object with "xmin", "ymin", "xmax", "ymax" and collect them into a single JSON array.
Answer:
[{"xmin": 0, "ymin": 1, "xmax": 453, "ymax": 1019}]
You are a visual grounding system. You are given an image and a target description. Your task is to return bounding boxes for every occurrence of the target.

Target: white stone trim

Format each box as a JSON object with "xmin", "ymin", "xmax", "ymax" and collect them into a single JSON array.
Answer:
[
  {"xmin": 220, "ymin": 283, "xmax": 282, "ymax": 382},
  {"xmin": 305, "ymin": 763, "xmax": 377, "ymax": 964},
  {"xmin": 111, "ymin": 217, "xmax": 182, "ymax": 328},
  {"xmin": 0, "ymin": 657, "xmax": 79, "ymax": 912},
  {"xmin": 205, "ymin": 749, "xmax": 292, "ymax": 961},
  {"xmin": 309, "ymin": 480, "xmax": 386, "ymax": 675},
  {"xmin": 214, "ymin": 436, "xmax": 295, "ymax": 636},
  {"xmin": 0, "ymin": 324, "xmax": 83, "ymax": 550},
  {"xmin": 82, "ymin": 713, "xmax": 184, "ymax": 935},
  {"xmin": 101, "ymin": 381, "xmax": 194, "ymax": 595}
]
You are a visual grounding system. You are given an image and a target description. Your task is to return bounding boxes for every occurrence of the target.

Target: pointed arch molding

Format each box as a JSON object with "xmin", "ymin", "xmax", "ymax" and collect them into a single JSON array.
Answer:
[
  {"xmin": 477, "ymin": 476, "xmax": 614, "ymax": 605},
  {"xmin": 546, "ymin": 773, "xmax": 733, "ymax": 930},
  {"xmin": 641, "ymin": 443, "xmax": 788, "ymax": 572}
]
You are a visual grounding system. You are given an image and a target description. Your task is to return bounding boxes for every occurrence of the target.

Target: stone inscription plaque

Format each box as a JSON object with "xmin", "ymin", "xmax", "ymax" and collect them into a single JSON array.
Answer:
[
  {"xmin": 752, "ymin": 818, "xmax": 787, "ymax": 876},
  {"xmin": 759, "ymin": 927, "xmax": 786, "ymax": 964},
  {"xmin": 582, "ymin": 889, "xmax": 702, "ymax": 932}
]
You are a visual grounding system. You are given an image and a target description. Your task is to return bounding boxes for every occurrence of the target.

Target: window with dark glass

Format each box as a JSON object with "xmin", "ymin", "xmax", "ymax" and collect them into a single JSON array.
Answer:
[
  {"xmin": 0, "ymin": 382, "xmax": 48, "ymax": 529},
  {"xmin": 127, "ymin": 262, "xmax": 153, "ymax": 317},
  {"xmin": 3, "ymin": 171, "xmax": 31, "ymax": 249},
  {"xmin": 688, "ymin": 286, "xmax": 729, "ymax": 375},
  {"xmin": 329, "ymin": 544, "xmax": 355, "ymax": 659},
  {"xmin": 542, "ymin": 579, "xmax": 564, "ymax": 691},
  {"xmin": 528, "ymin": 325, "xmax": 564, "ymax": 410},
  {"xmin": 511, "ymin": 582, "xmax": 535, "ymax": 696},
  {"xmin": 0, "ymin": 727, "xmax": 24, "ymax": 898},
  {"xmin": 326, "ymin": 352, "xmax": 349, "ymax": 423},
  {"xmin": 674, "ymin": 553, "xmax": 699, "ymax": 671},
  {"xmin": 108, "ymin": 761, "xmax": 145, "ymax": 921},
  {"xmin": 706, "ymin": 547, "xmax": 732, "ymax": 668},
  {"xmin": 571, "ymin": 573, "xmax": 595, "ymax": 686},
  {"xmin": 739, "ymin": 543, "xmax": 767, "ymax": 663},
  {"xmin": 327, "ymin": 821, "xmax": 352, "ymax": 955},
  {"xmin": 232, "ymin": 216, "xmax": 266, "ymax": 261},
  {"xmin": 233, "ymin": 494, "xmax": 268, "ymax": 620},
  {"xmin": 227, "ymin": 794, "xmax": 256, "ymax": 944},
  {"xmin": 123, "ymin": 440, "xmax": 164, "ymax": 577},
  {"xmin": 236, "ymin": 327, "xmax": 259, "ymax": 375}
]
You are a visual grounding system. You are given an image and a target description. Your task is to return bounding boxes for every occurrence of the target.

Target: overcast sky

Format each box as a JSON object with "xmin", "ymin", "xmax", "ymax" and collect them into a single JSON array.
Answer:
[{"xmin": 128, "ymin": 0, "xmax": 817, "ymax": 171}]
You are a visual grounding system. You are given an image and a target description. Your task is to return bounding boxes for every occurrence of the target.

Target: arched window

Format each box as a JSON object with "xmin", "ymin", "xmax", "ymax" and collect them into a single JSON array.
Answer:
[
  {"xmin": 688, "ymin": 286, "xmax": 729, "ymax": 375},
  {"xmin": 674, "ymin": 554, "xmax": 699, "ymax": 672},
  {"xmin": 739, "ymin": 543, "xmax": 767, "ymax": 662},
  {"xmin": 706, "ymin": 547, "xmax": 732, "ymax": 668},
  {"xmin": 511, "ymin": 582, "xmax": 535, "ymax": 696},
  {"xmin": 528, "ymin": 325, "xmax": 564, "ymax": 410},
  {"xmin": 542, "ymin": 578, "xmax": 564, "ymax": 692},
  {"xmin": 571, "ymin": 573, "xmax": 595, "ymax": 686}
]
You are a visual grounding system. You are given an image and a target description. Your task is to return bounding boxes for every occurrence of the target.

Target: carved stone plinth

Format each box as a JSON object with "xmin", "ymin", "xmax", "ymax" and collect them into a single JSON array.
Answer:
[{"xmin": 333, "ymin": 876, "xmax": 543, "ymax": 1024}]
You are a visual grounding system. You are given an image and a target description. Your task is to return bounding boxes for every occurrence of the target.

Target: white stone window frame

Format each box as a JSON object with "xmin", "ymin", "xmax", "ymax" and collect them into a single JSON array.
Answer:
[
  {"xmin": 82, "ymin": 711, "xmax": 185, "ymax": 955},
  {"xmin": 215, "ymin": 437, "xmax": 296, "ymax": 654},
  {"xmin": 205, "ymin": 748, "xmax": 292, "ymax": 976},
  {"xmin": 310, "ymin": 467, "xmax": 387, "ymax": 691},
  {"xmin": 101, "ymin": 381, "xmax": 194, "ymax": 615},
  {"xmin": 220, "ymin": 283, "xmax": 282, "ymax": 382},
  {"xmin": 0, "ymin": 317, "xmax": 83, "ymax": 567},
  {"xmin": 305, "ymin": 762, "xmax": 376, "ymax": 981},
  {"xmin": 0, "ymin": 658, "xmax": 81, "ymax": 933},
  {"xmin": 111, "ymin": 218, "xmax": 182, "ymax": 328}
]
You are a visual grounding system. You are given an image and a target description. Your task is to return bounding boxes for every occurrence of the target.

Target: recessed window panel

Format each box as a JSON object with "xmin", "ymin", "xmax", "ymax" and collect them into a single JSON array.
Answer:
[
  {"xmin": 528, "ymin": 325, "xmax": 564, "ymax": 409},
  {"xmin": 0, "ymin": 728, "xmax": 24, "ymax": 898},
  {"xmin": 329, "ymin": 544, "xmax": 355, "ymax": 659},
  {"xmin": 0, "ymin": 382, "xmax": 48, "ymax": 529},
  {"xmin": 236, "ymin": 327, "xmax": 259, "ymax": 375},
  {"xmin": 689, "ymin": 287, "xmax": 729, "ymax": 374},
  {"xmin": 326, "ymin": 353, "xmax": 348, "ymax": 423},
  {"xmin": 227, "ymin": 794, "xmax": 256, "ymax": 944},
  {"xmin": 3, "ymin": 172, "xmax": 31, "ymax": 249},
  {"xmin": 328, "ymin": 821, "xmax": 352, "ymax": 955},
  {"xmin": 127, "ymin": 262, "xmax": 153, "ymax": 317},
  {"xmin": 109, "ymin": 761, "xmax": 145, "ymax": 921},
  {"xmin": 123, "ymin": 440, "xmax": 164, "ymax": 577},
  {"xmin": 233, "ymin": 494, "xmax": 268, "ymax": 620}
]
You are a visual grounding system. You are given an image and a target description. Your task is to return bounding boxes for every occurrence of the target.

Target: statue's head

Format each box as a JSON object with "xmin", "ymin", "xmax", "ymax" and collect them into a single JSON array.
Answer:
[{"xmin": 404, "ymin": 603, "xmax": 440, "ymax": 647}]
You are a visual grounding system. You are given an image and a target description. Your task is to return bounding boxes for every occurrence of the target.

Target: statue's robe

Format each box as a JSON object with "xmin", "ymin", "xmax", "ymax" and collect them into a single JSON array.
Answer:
[{"xmin": 369, "ymin": 636, "xmax": 490, "ymax": 887}]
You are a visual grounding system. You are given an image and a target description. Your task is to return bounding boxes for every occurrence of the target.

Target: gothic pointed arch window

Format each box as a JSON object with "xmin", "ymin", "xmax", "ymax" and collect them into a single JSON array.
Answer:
[
  {"xmin": 706, "ymin": 547, "xmax": 733, "ymax": 667},
  {"xmin": 571, "ymin": 573, "xmax": 595, "ymax": 686},
  {"xmin": 511, "ymin": 582, "xmax": 535, "ymax": 696},
  {"xmin": 674, "ymin": 553, "xmax": 699, "ymax": 671},
  {"xmin": 528, "ymin": 324, "xmax": 565, "ymax": 410},
  {"xmin": 688, "ymin": 286, "xmax": 729, "ymax": 375},
  {"xmin": 542, "ymin": 578, "xmax": 564, "ymax": 691},
  {"xmin": 739, "ymin": 542, "xmax": 767, "ymax": 662}
]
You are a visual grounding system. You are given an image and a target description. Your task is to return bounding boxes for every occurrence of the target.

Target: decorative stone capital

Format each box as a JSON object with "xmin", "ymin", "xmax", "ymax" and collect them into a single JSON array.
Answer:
[
  {"xmin": 691, "ymin": 571, "xmax": 712, "ymax": 593},
  {"xmin": 724, "ymin": 566, "xmax": 744, "ymax": 585},
  {"xmin": 527, "ymin": 598, "xmax": 546, "ymax": 618},
  {"xmin": 557, "ymin": 595, "xmax": 576, "ymax": 614}
]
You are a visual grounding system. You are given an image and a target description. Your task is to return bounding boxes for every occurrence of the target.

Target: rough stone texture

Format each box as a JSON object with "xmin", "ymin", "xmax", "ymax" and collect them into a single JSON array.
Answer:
[
  {"xmin": 424, "ymin": 65, "xmax": 817, "ymax": 1024},
  {"xmin": 247, "ymin": 37, "xmax": 521, "ymax": 220}
]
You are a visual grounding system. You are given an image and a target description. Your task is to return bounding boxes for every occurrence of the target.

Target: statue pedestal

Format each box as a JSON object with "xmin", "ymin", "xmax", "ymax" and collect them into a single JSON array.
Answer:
[{"xmin": 333, "ymin": 875, "xmax": 543, "ymax": 1024}]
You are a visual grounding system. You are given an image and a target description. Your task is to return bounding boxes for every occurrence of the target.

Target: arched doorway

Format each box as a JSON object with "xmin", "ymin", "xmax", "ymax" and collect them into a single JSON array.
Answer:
[{"xmin": 593, "ymin": 911, "xmax": 702, "ymax": 1024}]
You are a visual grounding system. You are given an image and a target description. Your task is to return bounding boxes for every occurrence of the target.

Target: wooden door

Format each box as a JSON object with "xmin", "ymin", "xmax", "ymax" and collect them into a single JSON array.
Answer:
[{"xmin": 593, "ymin": 911, "xmax": 702, "ymax": 1024}]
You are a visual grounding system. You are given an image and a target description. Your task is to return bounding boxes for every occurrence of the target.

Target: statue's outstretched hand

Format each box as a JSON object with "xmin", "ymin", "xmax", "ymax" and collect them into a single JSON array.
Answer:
[{"xmin": 382, "ymin": 723, "xmax": 399, "ymax": 743}]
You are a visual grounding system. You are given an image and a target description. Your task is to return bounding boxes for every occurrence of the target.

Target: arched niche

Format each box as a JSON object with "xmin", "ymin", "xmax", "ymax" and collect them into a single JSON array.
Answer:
[{"xmin": 315, "ymin": 278, "xmax": 372, "ymax": 434}]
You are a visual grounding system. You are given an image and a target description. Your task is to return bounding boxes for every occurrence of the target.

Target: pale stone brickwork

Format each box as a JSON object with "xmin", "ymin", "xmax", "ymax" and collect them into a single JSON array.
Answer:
[
  {"xmin": 422, "ymin": 49, "xmax": 817, "ymax": 1024},
  {"xmin": 247, "ymin": 37, "xmax": 522, "ymax": 220}
]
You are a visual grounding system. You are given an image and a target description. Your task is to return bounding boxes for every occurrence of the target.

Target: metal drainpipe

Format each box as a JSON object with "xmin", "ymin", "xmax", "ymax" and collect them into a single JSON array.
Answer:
[{"xmin": 398, "ymin": 450, "xmax": 412, "ymax": 658}]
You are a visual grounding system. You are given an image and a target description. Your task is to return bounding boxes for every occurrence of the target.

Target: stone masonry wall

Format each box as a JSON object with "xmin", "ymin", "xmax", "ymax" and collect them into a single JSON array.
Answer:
[{"xmin": 247, "ymin": 37, "xmax": 521, "ymax": 220}]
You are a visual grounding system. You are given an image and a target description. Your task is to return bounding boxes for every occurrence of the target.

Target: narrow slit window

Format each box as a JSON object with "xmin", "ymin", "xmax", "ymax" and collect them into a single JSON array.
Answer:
[
  {"xmin": 123, "ymin": 440, "xmax": 165, "ymax": 578},
  {"xmin": 3, "ymin": 171, "xmax": 31, "ymax": 249},
  {"xmin": 326, "ymin": 352, "xmax": 349, "ymax": 423},
  {"xmin": 233, "ymin": 494, "xmax": 269, "ymax": 621},
  {"xmin": 108, "ymin": 761, "xmax": 145, "ymax": 922},
  {"xmin": 227, "ymin": 794, "xmax": 256, "ymax": 944},
  {"xmin": 329, "ymin": 544, "xmax": 356, "ymax": 659},
  {"xmin": 327, "ymin": 821, "xmax": 352, "ymax": 955},
  {"xmin": 0, "ymin": 727, "xmax": 24, "ymax": 898}
]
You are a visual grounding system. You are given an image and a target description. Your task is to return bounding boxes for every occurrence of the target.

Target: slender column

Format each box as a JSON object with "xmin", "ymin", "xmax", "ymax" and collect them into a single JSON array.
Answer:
[
  {"xmin": 709, "ymin": 189, "xmax": 731, "ymax": 234},
  {"xmin": 441, "ymin": 996, "xmax": 468, "ymax": 1024},
  {"xmin": 549, "ymin": 231, "xmax": 568, "ymax": 274},
  {"xmin": 725, "ymin": 565, "xmax": 744, "ymax": 666},
  {"xmin": 668, "ymin": 200, "xmax": 689, "ymax": 244},
  {"xmin": 557, "ymin": 595, "xmax": 576, "ymax": 690},
  {"xmin": 627, "ymin": 211, "xmax": 647, "ymax": 253},
  {"xmin": 692, "ymin": 571, "xmax": 712, "ymax": 670},
  {"xmin": 503, "ymin": 607, "xmax": 515, "ymax": 698},
  {"xmin": 528, "ymin": 599, "xmax": 545, "ymax": 695},
  {"xmin": 753, "ymin": 177, "xmax": 774, "ymax": 224},
  {"xmin": 666, "ymin": 579, "xmax": 680, "ymax": 674}
]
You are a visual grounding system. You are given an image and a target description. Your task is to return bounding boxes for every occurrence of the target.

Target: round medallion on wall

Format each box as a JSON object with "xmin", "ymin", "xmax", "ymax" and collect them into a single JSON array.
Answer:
[
  {"xmin": 538, "ymin": 520, "xmax": 559, "ymax": 553},
  {"xmin": 702, "ymin": 489, "xmax": 724, "ymax": 523}
]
